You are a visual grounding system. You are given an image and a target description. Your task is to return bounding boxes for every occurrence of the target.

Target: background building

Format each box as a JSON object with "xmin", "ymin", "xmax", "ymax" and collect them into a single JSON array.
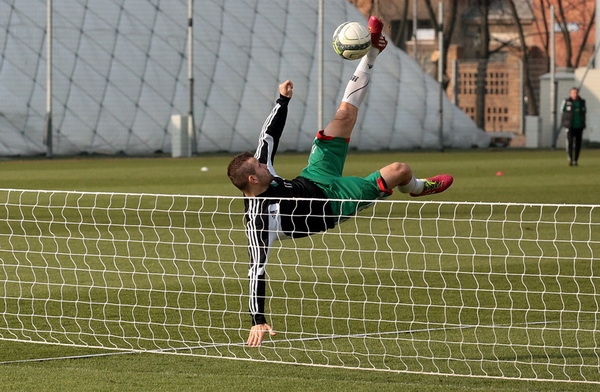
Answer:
[{"xmin": 350, "ymin": 0, "xmax": 597, "ymax": 146}]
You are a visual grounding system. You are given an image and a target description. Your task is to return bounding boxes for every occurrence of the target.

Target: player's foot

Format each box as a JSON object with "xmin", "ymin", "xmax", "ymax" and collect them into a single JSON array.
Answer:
[
  {"xmin": 410, "ymin": 174, "xmax": 454, "ymax": 197},
  {"xmin": 368, "ymin": 15, "xmax": 383, "ymax": 36},
  {"xmin": 368, "ymin": 15, "xmax": 387, "ymax": 52}
]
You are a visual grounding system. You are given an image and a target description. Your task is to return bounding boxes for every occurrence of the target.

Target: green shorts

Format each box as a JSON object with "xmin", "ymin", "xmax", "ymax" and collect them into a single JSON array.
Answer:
[{"xmin": 299, "ymin": 131, "xmax": 390, "ymax": 219}]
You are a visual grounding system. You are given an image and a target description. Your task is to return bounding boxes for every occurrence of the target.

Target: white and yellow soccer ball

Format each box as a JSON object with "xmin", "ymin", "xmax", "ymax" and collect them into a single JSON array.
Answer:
[{"xmin": 332, "ymin": 21, "xmax": 371, "ymax": 60}]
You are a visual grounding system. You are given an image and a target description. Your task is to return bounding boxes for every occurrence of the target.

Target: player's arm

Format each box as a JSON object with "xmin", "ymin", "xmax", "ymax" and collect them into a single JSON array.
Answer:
[
  {"xmin": 245, "ymin": 199, "xmax": 277, "ymax": 346},
  {"xmin": 246, "ymin": 265, "xmax": 276, "ymax": 347},
  {"xmin": 254, "ymin": 81, "xmax": 293, "ymax": 171}
]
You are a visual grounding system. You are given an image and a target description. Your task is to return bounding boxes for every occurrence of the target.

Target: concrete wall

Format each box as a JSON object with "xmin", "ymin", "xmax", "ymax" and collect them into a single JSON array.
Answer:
[
  {"xmin": 540, "ymin": 69, "xmax": 600, "ymax": 148},
  {"xmin": 539, "ymin": 72, "xmax": 574, "ymax": 148},
  {"xmin": 575, "ymin": 68, "xmax": 600, "ymax": 144}
]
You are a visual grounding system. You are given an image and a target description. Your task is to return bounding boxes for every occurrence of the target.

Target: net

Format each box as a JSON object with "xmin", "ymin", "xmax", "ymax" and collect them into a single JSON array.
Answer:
[{"xmin": 0, "ymin": 189, "xmax": 599, "ymax": 384}]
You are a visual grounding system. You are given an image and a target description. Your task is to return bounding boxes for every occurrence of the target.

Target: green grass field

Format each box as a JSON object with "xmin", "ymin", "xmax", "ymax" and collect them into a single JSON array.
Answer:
[{"xmin": 1, "ymin": 148, "xmax": 599, "ymax": 391}]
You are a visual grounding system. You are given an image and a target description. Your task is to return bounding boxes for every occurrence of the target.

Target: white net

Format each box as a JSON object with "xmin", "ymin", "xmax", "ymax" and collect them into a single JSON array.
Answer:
[
  {"xmin": 0, "ymin": 0, "xmax": 489, "ymax": 156},
  {"xmin": 1, "ymin": 189, "xmax": 599, "ymax": 384}
]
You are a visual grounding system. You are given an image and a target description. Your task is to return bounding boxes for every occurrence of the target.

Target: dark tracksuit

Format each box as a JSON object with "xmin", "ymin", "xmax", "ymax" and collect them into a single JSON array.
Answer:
[
  {"xmin": 244, "ymin": 95, "xmax": 334, "ymax": 326},
  {"xmin": 561, "ymin": 96, "xmax": 586, "ymax": 164}
]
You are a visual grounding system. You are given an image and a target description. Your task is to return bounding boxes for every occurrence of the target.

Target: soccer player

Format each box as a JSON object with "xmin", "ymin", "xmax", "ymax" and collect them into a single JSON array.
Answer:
[{"xmin": 227, "ymin": 16, "xmax": 453, "ymax": 347}]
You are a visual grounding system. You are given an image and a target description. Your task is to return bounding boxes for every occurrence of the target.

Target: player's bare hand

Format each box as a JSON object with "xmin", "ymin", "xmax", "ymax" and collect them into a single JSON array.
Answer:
[
  {"xmin": 279, "ymin": 80, "xmax": 293, "ymax": 98},
  {"xmin": 247, "ymin": 323, "xmax": 276, "ymax": 347}
]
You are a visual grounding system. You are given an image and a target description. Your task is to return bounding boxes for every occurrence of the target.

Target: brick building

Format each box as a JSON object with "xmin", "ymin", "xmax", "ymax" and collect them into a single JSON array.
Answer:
[{"xmin": 350, "ymin": 0, "xmax": 596, "ymax": 145}]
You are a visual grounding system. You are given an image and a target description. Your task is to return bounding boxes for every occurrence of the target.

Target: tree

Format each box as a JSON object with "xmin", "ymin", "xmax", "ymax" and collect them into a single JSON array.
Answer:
[
  {"xmin": 358, "ymin": 0, "xmax": 459, "ymax": 88},
  {"xmin": 473, "ymin": 0, "xmax": 490, "ymax": 130},
  {"xmin": 533, "ymin": 0, "xmax": 596, "ymax": 69},
  {"xmin": 352, "ymin": 0, "xmax": 596, "ymax": 125},
  {"xmin": 390, "ymin": 0, "xmax": 410, "ymax": 51},
  {"xmin": 508, "ymin": 0, "xmax": 538, "ymax": 115},
  {"xmin": 422, "ymin": 0, "xmax": 459, "ymax": 91}
]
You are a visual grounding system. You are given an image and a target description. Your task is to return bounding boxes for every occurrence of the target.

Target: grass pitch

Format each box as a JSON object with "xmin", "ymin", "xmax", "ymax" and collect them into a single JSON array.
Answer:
[{"xmin": 0, "ymin": 148, "xmax": 599, "ymax": 391}]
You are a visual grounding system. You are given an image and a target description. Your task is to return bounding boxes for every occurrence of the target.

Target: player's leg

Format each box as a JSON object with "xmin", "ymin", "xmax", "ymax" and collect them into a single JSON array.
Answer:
[
  {"xmin": 566, "ymin": 129, "xmax": 575, "ymax": 165},
  {"xmin": 573, "ymin": 128, "xmax": 583, "ymax": 165},
  {"xmin": 321, "ymin": 161, "xmax": 453, "ymax": 221},
  {"xmin": 379, "ymin": 162, "xmax": 413, "ymax": 189},
  {"xmin": 379, "ymin": 162, "xmax": 454, "ymax": 197},
  {"xmin": 323, "ymin": 16, "xmax": 387, "ymax": 140}
]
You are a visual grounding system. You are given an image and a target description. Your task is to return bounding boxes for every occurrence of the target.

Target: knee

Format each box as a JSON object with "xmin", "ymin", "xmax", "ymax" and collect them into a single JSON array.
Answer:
[
  {"xmin": 333, "ymin": 106, "xmax": 357, "ymax": 126},
  {"xmin": 381, "ymin": 162, "xmax": 412, "ymax": 188},
  {"xmin": 391, "ymin": 162, "xmax": 412, "ymax": 181}
]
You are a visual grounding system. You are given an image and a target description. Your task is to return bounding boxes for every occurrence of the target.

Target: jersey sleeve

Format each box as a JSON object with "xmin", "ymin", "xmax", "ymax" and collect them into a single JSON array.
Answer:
[
  {"xmin": 245, "ymin": 198, "xmax": 276, "ymax": 326},
  {"xmin": 244, "ymin": 94, "xmax": 290, "ymax": 326},
  {"xmin": 254, "ymin": 95, "xmax": 290, "ymax": 176}
]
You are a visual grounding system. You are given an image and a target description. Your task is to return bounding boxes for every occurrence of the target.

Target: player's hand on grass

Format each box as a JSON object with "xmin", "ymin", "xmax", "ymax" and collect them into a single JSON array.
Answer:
[{"xmin": 247, "ymin": 323, "xmax": 276, "ymax": 347}]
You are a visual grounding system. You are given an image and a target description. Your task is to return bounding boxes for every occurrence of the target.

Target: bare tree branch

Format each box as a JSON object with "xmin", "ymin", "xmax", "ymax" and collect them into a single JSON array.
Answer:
[
  {"xmin": 508, "ymin": 0, "xmax": 538, "ymax": 115},
  {"xmin": 574, "ymin": 2, "xmax": 596, "ymax": 66}
]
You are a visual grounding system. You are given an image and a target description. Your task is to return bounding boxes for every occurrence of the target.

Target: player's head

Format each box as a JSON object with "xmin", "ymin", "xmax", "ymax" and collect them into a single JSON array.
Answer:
[
  {"xmin": 227, "ymin": 152, "xmax": 273, "ymax": 194},
  {"xmin": 227, "ymin": 151, "xmax": 255, "ymax": 191},
  {"xmin": 569, "ymin": 87, "xmax": 579, "ymax": 99}
]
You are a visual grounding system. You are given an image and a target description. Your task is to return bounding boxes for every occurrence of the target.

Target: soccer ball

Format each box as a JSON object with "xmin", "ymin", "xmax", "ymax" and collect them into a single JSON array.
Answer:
[{"xmin": 332, "ymin": 21, "xmax": 371, "ymax": 60}]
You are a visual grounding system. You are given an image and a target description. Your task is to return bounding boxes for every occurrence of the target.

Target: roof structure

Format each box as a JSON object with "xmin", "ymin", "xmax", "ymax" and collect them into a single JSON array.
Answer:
[{"xmin": 0, "ymin": 0, "xmax": 489, "ymax": 156}]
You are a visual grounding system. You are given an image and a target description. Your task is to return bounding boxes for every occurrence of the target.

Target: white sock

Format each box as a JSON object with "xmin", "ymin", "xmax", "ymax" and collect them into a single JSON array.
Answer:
[
  {"xmin": 397, "ymin": 177, "xmax": 425, "ymax": 194},
  {"xmin": 342, "ymin": 58, "xmax": 373, "ymax": 108},
  {"xmin": 364, "ymin": 46, "xmax": 381, "ymax": 68}
]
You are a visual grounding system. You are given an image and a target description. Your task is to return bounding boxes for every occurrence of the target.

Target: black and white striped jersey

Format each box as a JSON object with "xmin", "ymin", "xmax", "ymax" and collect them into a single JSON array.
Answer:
[{"xmin": 244, "ymin": 94, "xmax": 334, "ymax": 326}]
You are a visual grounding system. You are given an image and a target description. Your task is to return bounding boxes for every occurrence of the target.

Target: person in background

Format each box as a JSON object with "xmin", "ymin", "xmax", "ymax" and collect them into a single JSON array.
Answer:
[{"xmin": 561, "ymin": 87, "xmax": 586, "ymax": 166}]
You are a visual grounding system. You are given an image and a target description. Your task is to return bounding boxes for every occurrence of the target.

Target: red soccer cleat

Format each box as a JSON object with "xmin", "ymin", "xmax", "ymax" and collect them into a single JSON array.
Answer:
[
  {"xmin": 368, "ymin": 15, "xmax": 383, "ymax": 35},
  {"xmin": 368, "ymin": 15, "xmax": 387, "ymax": 52},
  {"xmin": 410, "ymin": 174, "xmax": 454, "ymax": 197}
]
